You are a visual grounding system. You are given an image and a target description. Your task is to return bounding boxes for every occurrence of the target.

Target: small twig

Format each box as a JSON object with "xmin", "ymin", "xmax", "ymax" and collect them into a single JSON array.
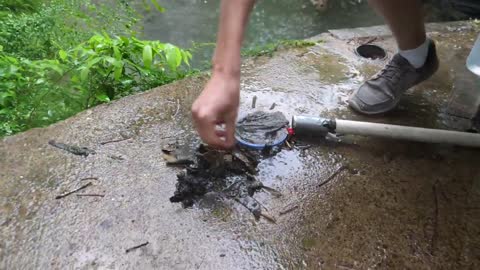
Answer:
[
  {"xmin": 222, "ymin": 180, "xmax": 243, "ymax": 193},
  {"xmin": 55, "ymin": 182, "xmax": 92, "ymax": 199},
  {"xmin": 109, "ymin": 155, "xmax": 125, "ymax": 161},
  {"xmin": 100, "ymin": 138, "xmax": 130, "ymax": 145},
  {"xmin": 76, "ymin": 194, "xmax": 105, "ymax": 198},
  {"xmin": 285, "ymin": 140, "xmax": 293, "ymax": 150},
  {"xmin": 251, "ymin": 95, "xmax": 257, "ymax": 109},
  {"xmin": 259, "ymin": 212, "xmax": 277, "ymax": 223},
  {"xmin": 260, "ymin": 185, "xmax": 282, "ymax": 198},
  {"xmin": 49, "ymin": 140, "xmax": 95, "ymax": 157},
  {"xmin": 295, "ymin": 144, "xmax": 312, "ymax": 151},
  {"xmin": 362, "ymin": 36, "xmax": 378, "ymax": 45},
  {"xmin": 234, "ymin": 197, "xmax": 276, "ymax": 223},
  {"xmin": 318, "ymin": 165, "xmax": 347, "ymax": 188},
  {"xmin": 279, "ymin": 204, "xmax": 299, "ymax": 216},
  {"xmin": 269, "ymin": 103, "xmax": 276, "ymax": 110},
  {"xmin": 125, "ymin": 241, "xmax": 149, "ymax": 253},
  {"xmin": 80, "ymin": 177, "xmax": 98, "ymax": 181},
  {"xmin": 166, "ymin": 159, "xmax": 194, "ymax": 166}
]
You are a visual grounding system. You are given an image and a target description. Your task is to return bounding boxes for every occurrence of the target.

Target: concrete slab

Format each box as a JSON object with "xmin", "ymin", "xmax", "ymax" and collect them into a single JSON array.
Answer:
[
  {"xmin": 328, "ymin": 20, "xmax": 475, "ymax": 40},
  {"xmin": 1, "ymin": 21, "xmax": 479, "ymax": 269}
]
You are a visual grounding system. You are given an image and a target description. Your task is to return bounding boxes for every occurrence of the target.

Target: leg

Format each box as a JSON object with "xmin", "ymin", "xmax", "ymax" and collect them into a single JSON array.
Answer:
[
  {"xmin": 348, "ymin": 0, "xmax": 439, "ymax": 115},
  {"xmin": 368, "ymin": 0, "xmax": 426, "ymax": 51}
]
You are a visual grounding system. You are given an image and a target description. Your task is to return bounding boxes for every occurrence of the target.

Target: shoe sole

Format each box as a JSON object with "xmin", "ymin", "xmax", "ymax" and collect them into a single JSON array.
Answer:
[{"xmin": 348, "ymin": 97, "xmax": 401, "ymax": 115}]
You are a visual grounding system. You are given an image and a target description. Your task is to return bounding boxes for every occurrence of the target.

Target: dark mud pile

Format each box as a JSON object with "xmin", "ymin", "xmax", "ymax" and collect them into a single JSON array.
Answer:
[
  {"xmin": 166, "ymin": 112, "xmax": 288, "ymax": 221},
  {"xmin": 165, "ymin": 144, "xmax": 281, "ymax": 221}
]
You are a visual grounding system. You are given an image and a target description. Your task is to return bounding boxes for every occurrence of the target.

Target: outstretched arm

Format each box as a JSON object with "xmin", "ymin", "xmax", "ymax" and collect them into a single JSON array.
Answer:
[{"xmin": 191, "ymin": 0, "xmax": 255, "ymax": 149}]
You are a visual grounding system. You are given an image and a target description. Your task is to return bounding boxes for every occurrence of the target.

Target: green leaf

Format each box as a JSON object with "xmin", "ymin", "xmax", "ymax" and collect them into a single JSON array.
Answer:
[
  {"xmin": 150, "ymin": 0, "xmax": 165, "ymax": 12},
  {"xmin": 59, "ymin": 50, "xmax": 67, "ymax": 61},
  {"xmin": 80, "ymin": 67, "xmax": 90, "ymax": 82},
  {"xmin": 113, "ymin": 45, "xmax": 121, "ymax": 60},
  {"xmin": 119, "ymin": 36, "xmax": 130, "ymax": 45},
  {"xmin": 114, "ymin": 64, "xmax": 124, "ymax": 81},
  {"xmin": 143, "ymin": 45, "xmax": 153, "ymax": 69},
  {"xmin": 87, "ymin": 57, "xmax": 102, "ymax": 68},
  {"xmin": 95, "ymin": 93, "xmax": 110, "ymax": 102},
  {"xmin": 181, "ymin": 51, "xmax": 192, "ymax": 66},
  {"xmin": 104, "ymin": 56, "xmax": 116, "ymax": 65},
  {"xmin": 41, "ymin": 63, "xmax": 63, "ymax": 75},
  {"xmin": 165, "ymin": 45, "xmax": 181, "ymax": 71}
]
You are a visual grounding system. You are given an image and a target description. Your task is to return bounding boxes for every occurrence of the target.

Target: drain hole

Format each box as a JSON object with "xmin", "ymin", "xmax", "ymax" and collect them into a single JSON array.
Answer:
[{"xmin": 355, "ymin": 44, "xmax": 387, "ymax": 60}]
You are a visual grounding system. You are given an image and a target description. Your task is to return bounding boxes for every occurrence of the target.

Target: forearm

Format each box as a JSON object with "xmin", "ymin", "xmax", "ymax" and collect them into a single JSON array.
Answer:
[{"xmin": 212, "ymin": 0, "xmax": 255, "ymax": 77}]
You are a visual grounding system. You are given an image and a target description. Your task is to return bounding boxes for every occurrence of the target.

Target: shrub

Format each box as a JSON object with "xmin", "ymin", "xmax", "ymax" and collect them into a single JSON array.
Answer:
[{"xmin": 0, "ymin": 0, "xmax": 193, "ymax": 137}]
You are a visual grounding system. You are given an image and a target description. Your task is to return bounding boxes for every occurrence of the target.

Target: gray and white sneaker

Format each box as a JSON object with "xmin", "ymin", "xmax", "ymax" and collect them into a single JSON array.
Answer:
[{"xmin": 348, "ymin": 40, "xmax": 439, "ymax": 115}]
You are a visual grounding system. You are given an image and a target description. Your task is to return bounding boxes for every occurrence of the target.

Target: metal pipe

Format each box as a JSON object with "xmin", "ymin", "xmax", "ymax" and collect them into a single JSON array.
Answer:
[{"xmin": 292, "ymin": 116, "xmax": 480, "ymax": 148}]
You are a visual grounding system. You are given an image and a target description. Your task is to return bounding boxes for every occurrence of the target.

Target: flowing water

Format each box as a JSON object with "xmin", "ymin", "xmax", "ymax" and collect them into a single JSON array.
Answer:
[
  {"xmin": 141, "ymin": 0, "xmax": 383, "ymax": 47},
  {"xmin": 140, "ymin": 0, "xmax": 384, "ymax": 67},
  {"xmin": 138, "ymin": 0, "xmax": 462, "ymax": 67}
]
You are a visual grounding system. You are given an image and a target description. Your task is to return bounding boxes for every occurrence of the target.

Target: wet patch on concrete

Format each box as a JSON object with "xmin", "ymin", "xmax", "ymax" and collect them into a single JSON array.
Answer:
[{"xmin": 1, "ymin": 22, "xmax": 480, "ymax": 269}]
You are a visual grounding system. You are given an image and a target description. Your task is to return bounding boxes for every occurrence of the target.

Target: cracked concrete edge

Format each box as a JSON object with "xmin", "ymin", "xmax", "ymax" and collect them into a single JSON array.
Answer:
[{"xmin": 325, "ymin": 20, "xmax": 475, "ymax": 40}]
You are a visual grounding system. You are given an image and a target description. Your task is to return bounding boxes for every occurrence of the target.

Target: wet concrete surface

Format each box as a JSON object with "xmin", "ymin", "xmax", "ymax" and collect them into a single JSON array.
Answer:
[{"xmin": 1, "ymin": 22, "xmax": 480, "ymax": 269}]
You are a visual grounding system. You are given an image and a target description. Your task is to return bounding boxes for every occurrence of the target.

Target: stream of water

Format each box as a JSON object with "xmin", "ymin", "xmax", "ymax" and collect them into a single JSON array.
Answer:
[
  {"xmin": 140, "ymin": 0, "xmax": 385, "ymax": 66},
  {"xmin": 138, "ymin": 0, "xmax": 466, "ymax": 67}
]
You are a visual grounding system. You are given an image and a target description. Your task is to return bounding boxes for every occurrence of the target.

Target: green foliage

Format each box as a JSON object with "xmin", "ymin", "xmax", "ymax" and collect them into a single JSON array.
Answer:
[
  {"xmin": 65, "ymin": 34, "xmax": 192, "ymax": 105},
  {"xmin": 0, "ymin": 51, "xmax": 73, "ymax": 134},
  {"xmin": 242, "ymin": 39, "xmax": 317, "ymax": 57},
  {"xmin": 0, "ymin": 0, "xmax": 140, "ymax": 60},
  {"xmin": 0, "ymin": 0, "xmax": 43, "ymax": 13},
  {"xmin": 0, "ymin": 1, "xmax": 191, "ymax": 137},
  {"xmin": 0, "ymin": 34, "xmax": 191, "ymax": 136}
]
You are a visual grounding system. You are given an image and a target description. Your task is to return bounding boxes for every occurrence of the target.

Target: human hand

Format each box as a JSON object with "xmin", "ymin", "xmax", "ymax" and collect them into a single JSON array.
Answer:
[{"xmin": 191, "ymin": 72, "xmax": 240, "ymax": 149}]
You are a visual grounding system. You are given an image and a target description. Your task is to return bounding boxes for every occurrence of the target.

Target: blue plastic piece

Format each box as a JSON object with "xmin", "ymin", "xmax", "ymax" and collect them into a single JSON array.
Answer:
[{"xmin": 235, "ymin": 132, "xmax": 288, "ymax": 150}]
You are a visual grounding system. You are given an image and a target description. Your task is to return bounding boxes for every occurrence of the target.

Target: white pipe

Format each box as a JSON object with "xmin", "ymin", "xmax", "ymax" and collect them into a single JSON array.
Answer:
[{"xmin": 336, "ymin": 119, "xmax": 480, "ymax": 147}]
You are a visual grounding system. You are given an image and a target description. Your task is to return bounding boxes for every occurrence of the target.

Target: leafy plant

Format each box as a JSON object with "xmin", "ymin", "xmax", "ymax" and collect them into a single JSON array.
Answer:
[
  {"xmin": 0, "ymin": 33, "xmax": 192, "ymax": 136},
  {"xmin": 63, "ymin": 33, "xmax": 192, "ymax": 106},
  {"xmin": 0, "ymin": 0, "xmax": 192, "ymax": 137},
  {"xmin": 0, "ymin": 0, "xmax": 139, "ymax": 60},
  {"xmin": 0, "ymin": 50, "xmax": 72, "ymax": 134},
  {"xmin": 0, "ymin": 0, "xmax": 43, "ymax": 13}
]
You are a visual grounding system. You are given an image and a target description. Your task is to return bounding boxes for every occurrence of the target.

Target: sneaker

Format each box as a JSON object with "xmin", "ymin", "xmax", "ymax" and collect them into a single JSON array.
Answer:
[{"xmin": 348, "ymin": 39, "xmax": 439, "ymax": 115}]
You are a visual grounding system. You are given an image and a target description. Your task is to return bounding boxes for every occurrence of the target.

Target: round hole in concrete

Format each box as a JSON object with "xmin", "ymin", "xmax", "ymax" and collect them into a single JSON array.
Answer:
[{"xmin": 355, "ymin": 44, "xmax": 387, "ymax": 60}]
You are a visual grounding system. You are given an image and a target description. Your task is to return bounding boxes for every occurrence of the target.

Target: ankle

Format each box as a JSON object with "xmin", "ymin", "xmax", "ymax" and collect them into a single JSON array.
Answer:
[{"xmin": 399, "ymin": 38, "xmax": 430, "ymax": 68}]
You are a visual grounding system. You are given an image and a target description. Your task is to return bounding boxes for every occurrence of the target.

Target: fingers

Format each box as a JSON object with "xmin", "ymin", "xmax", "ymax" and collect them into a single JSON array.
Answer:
[
  {"xmin": 223, "ymin": 114, "xmax": 237, "ymax": 148},
  {"xmin": 198, "ymin": 122, "xmax": 227, "ymax": 148},
  {"xmin": 192, "ymin": 110, "xmax": 234, "ymax": 149}
]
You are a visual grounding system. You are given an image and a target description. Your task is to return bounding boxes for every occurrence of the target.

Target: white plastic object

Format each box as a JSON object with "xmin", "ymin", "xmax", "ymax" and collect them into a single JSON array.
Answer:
[
  {"xmin": 467, "ymin": 33, "xmax": 480, "ymax": 77},
  {"xmin": 336, "ymin": 120, "xmax": 480, "ymax": 148}
]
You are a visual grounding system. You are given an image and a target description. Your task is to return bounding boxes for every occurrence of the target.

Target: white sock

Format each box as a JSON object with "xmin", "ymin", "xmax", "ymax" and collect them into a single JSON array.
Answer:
[{"xmin": 399, "ymin": 39, "xmax": 430, "ymax": 68}]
